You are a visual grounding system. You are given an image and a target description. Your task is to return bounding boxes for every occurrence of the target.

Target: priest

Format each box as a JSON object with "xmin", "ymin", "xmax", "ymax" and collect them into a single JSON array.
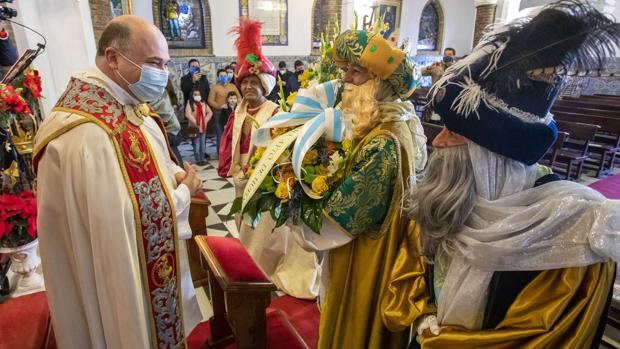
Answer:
[
  {"xmin": 384, "ymin": 2, "xmax": 620, "ymax": 348},
  {"xmin": 33, "ymin": 16, "xmax": 203, "ymax": 348},
  {"xmin": 292, "ymin": 29, "xmax": 427, "ymax": 348}
]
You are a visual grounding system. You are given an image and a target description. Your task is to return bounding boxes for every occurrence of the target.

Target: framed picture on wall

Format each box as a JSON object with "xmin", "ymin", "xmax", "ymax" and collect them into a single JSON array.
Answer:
[
  {"xmin": 159, "ymin": 0, "xmax": 207, "ymax": 49},
  {"xmin": 375, "ymin": 0, "xmax": 401, "ymax": 42},
  {"xmin": 109, "ymin": 0, "xmax": 133, "ymax": 18},
  {"xmin": 239, "ymin": 0, "xmax": 288, "ymax": 46}
]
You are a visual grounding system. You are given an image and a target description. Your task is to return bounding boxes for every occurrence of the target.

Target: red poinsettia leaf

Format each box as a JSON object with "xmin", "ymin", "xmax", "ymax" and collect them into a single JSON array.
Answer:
[
  {"xmin": 0, "ymin": 221, "xmax": 13, "ymax": 239},
  {"xmin": 27, "ymin": 217, "xmax": 37, "ymax": 238}
]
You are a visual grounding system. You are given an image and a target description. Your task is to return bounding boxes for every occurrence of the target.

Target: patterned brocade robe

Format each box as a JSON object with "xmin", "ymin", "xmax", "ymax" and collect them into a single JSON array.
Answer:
[{"xmin": 316, "ymin": 120, "xmax": 424, "ymax": 349}]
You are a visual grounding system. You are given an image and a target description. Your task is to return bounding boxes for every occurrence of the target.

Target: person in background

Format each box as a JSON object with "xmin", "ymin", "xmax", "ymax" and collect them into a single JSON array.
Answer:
[
  {"xmin": 208, "ymin": 68, "xmax": 241, "ymax": 156},
  {"xmin": 421, "ymin": 47, "xmax": 456, "ymax": 86},
  {"xmin": 181, "ymin": 58, "xmax": 210, "ymax": 107},
  {"xmin": 150, "ymin": 78, "xmax": 183, "ymax": 162},
  {"xmin": 421, "ymin": 47, "xmax": 456, "ymax": 121},
  {"xmin": 287, "ymin": 59, "xmax": 305, "ymax": 93},
  {"xmin": 220, "ymin": 91, "xmax": 238, "ymax": 126},
  {"xmin": 186, "ymin": 88, "xmax": 212, "ymax": 166},
  {"xmin": 268, "ymin": 60, "xmax": 293, "ymax": 101},
  {"xmin": 229, "ymin": 61, "xmax": 237, "ymax": 71},
  {"xmin": 226, "ymin": 65, "xmax": 236, "ymax": 84}
]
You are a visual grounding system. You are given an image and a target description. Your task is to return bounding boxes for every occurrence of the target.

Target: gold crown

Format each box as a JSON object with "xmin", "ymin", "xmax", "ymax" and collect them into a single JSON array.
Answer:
[{"xmin": 10, "ymin": 115, "xmax": 36, "ymax": 155}]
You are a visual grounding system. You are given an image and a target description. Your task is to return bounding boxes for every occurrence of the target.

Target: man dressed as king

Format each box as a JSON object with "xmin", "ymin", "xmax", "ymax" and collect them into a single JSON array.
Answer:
[
  {"xmin": 33, "ymin": 16, "xmax": 204, "ymax": 348},
  {"xmin": 292, "ymin": 29, "xmax": 428, "ymax": 348}
]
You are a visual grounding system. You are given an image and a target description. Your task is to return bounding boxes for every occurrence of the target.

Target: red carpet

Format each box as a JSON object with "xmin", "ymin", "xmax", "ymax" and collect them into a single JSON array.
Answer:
[
  {"xmin": 0, "ymin": 291, "xmax": 56, "ymax": 349},
  {"xmin": 589, "ymin": 173, "xmax": 620, "ymax": 199}
]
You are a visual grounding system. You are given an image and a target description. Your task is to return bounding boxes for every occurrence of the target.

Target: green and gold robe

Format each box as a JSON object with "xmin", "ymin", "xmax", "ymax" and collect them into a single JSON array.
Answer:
[{"xmin": 317, "ymin": 120, "xmax": 426, "ymax": 349}]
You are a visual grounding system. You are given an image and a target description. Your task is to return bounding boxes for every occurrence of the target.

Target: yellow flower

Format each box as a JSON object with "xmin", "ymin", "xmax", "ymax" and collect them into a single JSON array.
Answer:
[
  {"xmin": 328, "ymin": 74, "xmax": 335, "ymax": 81},
  {"xmin": 311, "ymin": 176, "xmax": 329, "ymax": 195},
  {"xmin": 318, "ymin": 165, "xmax": 330, "ymax": 175},
  {"xmin": 255, "ymin": 146, "xmax": 266, "ymax": 158},
  {"xmin": 341, "ymin": 138, "xmax": 352, "ymax": 152},
  {"xmin": 246, "ymin": 167, "xmax": 254, "ymax": 177},
  {"xmin": 275, "ymin": 181, "xmax": 290, "ymax": 201},
  {"xmin": 303, "ymin": 149, "xmax": 319, "ymax": 165},
  {"xmin": 286, "ymin": 92, "xmax": 298, "ymax": 106}
]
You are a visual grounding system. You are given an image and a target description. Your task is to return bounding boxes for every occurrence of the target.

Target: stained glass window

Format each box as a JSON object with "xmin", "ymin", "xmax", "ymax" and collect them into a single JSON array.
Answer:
[
  {"xmin": 161, "ymin": 0, "xmax": 206, "ymax": 49},
  {"xmin": 417, "ymin": 2, "xmax": 440, "ymax": 51}
]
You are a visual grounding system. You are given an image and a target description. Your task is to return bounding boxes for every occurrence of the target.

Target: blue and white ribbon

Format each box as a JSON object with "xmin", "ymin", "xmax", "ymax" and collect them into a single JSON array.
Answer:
[{"xmin": 252, "ymin": 79, "xmax": 345, "ymax": 198}]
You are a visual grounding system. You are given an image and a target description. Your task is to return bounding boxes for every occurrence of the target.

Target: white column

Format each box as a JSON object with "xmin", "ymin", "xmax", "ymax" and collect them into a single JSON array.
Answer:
[{"xmin": 11, "ymin": 0, "xmax": 97, "ymax": 116}]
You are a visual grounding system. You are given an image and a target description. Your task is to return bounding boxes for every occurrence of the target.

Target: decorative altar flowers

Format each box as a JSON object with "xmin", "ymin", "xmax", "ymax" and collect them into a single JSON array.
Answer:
[{"xmin": 0, "ymin": 190, "xmax": 37, "ymax": 248}]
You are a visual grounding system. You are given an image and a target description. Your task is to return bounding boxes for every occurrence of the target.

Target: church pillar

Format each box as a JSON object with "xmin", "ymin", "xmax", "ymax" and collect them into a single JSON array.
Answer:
[{"xmin": 472, "ymin": 0, "xmax": 498, "ymax": 48}]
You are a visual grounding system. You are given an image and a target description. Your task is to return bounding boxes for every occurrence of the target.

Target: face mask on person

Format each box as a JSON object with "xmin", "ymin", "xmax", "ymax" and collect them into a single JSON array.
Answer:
[
  {"xmin": 279, "ymin": 69, "xmax": 287, "ymax": 75},
  {"xmin": 217, "ymin": 75, "xmax": 228, "ymax": 84},
  {"xmin": 116, "ymin": 51, "xmax": 169, "ymax": 102},
  {"xmin": 193, "ymin": 95, "xmax": 202, "ymax": 102},
  {"xmin": 227, "ymin": 72, "xmax": 234, "ymax": 81}
]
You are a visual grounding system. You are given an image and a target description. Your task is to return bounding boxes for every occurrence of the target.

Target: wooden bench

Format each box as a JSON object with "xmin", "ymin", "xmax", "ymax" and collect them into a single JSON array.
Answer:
[
  {"xmin": 553, "ymin": 120, "xmax": 601, "ymax": 181},
  {"xmin": 553, "ymin": 111, "xmax": 620, "ymax": 177},
  {"xmin": 194, "ymin": 236, "xmax": 317, "ymax": 349},
  {"xmin": 540, "ymin": 131, "xmax": 569, "ymax": 170}
]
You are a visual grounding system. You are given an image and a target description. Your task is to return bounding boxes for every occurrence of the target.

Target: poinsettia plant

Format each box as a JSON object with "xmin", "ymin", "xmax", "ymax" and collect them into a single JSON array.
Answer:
[{"xmin": 0, "ymin": 190, "xmax": 37, "ymax": 248}]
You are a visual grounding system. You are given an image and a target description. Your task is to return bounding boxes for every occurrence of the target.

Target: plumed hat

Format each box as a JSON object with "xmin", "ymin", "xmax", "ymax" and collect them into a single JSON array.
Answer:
[
  {"xmin": 431, "ymin": 0, "xmax": 619, "ymax": 165},
  {"xmin": 230, "ymin": 17, "xmax": 277, "ymax": 96},
  {"xmin": 332, "ymin": 29, "xmax": 417, "ymax": 99}
]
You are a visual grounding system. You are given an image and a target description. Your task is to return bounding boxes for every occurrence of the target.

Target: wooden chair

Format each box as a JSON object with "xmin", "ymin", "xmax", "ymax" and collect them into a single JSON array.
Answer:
[
  {"xmin": 193, "ymin": 235, "xmax": 317, "ymax": 349},
  {"xmin": 541, "ymin": 131, "xmax": 569, "ymax": 169},
  {"xmin": 554, "ymin": 120, "xmax": 601, "ymax": 181},
  {"xmin": 188, "ymin": 191, "xmax": 211, "ymax": 287}
]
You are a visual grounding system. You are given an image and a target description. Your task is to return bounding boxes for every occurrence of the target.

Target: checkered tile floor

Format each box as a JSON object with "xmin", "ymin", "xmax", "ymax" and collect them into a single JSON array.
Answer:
[{"xmin": 178, "ymin": 135, "xmax": 238, "ymax": 239}]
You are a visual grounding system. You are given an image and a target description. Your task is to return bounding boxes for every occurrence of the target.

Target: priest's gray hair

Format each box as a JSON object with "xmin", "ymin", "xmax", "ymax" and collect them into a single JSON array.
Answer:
[{"xmin": 409, "ymin": 146, "xmax": 476, "ymax": 259}]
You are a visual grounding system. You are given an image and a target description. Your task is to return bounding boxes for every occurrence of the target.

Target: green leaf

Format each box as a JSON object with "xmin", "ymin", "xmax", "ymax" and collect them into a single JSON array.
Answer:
[
  {"xmin": 304, "ymin": 173, "xmax": 318, "ymax": 185},
  {"xmin": 226, "ymin": 197, "xmax": 243, "ymax": 221},
  {"xmin": 257, "ymin": 193, "xmax": 278, "ymax": 214},
  {"xmin": 301, "ymin": 197, "xmax": 324, "ymax": 234},
  {"xmin": 274, "ymin": 204, "xmax": 288, "ymax": 230}
]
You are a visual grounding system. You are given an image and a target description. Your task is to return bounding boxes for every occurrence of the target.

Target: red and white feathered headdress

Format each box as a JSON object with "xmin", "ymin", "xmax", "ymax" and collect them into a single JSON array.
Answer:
[{"xmin": 229, "ymin": 17, "xmax": 276, "ymax": 95}]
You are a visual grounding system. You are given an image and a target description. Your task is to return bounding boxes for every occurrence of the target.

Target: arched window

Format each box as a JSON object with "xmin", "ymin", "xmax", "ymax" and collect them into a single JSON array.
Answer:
[{"xmin": 417, "ymin": 1, "xmax": 443, "ymax": 52}]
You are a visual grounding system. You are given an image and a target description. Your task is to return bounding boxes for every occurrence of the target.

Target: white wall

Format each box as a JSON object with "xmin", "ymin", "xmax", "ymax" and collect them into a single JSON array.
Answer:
[
  {"xmin": 209, "ymin": 0, "xmax": 314, "ymax": 57},
  {"xmin": 133, "ymin": 0, "xmax": 155, "ymax": 23},
  {"xmin": 12, "ymin": 0, "xmax": 97, "ymax": 115},
  {"xmin": 401, "ymin": 0, "xmax": 476, "ymax": 56}
]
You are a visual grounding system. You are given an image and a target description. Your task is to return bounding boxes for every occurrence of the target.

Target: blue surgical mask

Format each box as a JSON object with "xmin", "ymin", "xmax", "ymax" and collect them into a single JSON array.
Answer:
[
  {"xmin": 116, "ymin": 51, "xmax": 169, "ymax": 102},
  {"xmin": 217, "ymin": 76, "xmax": 227, "ymax": 84},
  {"xmin": 227, "ymin": 72, "xmax": 234, "ymax": 80}
]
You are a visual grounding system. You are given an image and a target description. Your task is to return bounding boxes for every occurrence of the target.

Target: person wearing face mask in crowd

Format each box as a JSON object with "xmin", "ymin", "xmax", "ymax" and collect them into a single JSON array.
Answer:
[
  {"xmin": 208, "ymin": 69, "xmax": 241, "ymax": 156},
  {"xmin": 226, "ymin": 65, "xmax": 236, "ymax": 84},
  {"xmin": 267, "ymin": 60, "xmax": 293, "ymax": 101},
  {"xmin": 221, "ymin": 91, "xmax": 238, "ymax": 125},
  {"xmin": 181, "ymin": 58, "xmax": 210, "ymax": 107},
  {"xmin": 286, "ymin": 59, "xmax": 305, "ymax": 93},
  {"xmin": 32, "ymin": 16, "xmax": 204, "ymax": 348},
  {"xmin": 186, "ymin": 89, "xmax": 213, "ymax": 166}
]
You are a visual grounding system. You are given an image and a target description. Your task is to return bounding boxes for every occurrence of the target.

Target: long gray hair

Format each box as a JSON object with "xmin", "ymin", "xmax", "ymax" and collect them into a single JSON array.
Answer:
[{"xmin": 409, "ymin": 146, "xmax": 476, "ymax": 259}]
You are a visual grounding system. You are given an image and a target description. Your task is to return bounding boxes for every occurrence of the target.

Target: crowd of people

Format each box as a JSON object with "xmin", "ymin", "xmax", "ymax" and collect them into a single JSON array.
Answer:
[
  {"xmin": 155, "ymin": 55, "xmax": 307, "ymax": 170},
  {"xmin": 31, "ymin": 1, "xmax": 620, "ymax": 348}
]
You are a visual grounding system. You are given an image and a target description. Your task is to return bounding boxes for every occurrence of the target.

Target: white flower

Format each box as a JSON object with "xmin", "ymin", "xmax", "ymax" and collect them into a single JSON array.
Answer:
[{"xmin": 327, "ymin": 152, "xmax": 343, "ymax": 175}]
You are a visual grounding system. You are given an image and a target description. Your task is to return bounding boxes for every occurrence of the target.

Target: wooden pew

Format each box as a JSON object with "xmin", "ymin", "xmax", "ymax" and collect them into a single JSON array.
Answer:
[
  {"xmin": 553, "ymin": 120, "xmax": 601, "ymax": 181},
  {"xmin": 552, "ymin": 105, "xmax": 620, "ymax": 118},
  {"xmin": 553, "ymin": 111, "xmax": 620, "ymax": 177}
]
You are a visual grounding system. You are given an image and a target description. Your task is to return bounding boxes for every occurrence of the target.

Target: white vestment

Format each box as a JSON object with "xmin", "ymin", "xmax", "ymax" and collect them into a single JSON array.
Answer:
[{"xmin": 34, "ymin": 67, "xmax": 201, "ymax": 349}]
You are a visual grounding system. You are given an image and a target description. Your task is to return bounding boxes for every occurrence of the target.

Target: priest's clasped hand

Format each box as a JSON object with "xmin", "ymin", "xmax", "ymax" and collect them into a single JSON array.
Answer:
[{"xmin": 181, "ymin": 161, "xmax": 203, "ymax": 195}]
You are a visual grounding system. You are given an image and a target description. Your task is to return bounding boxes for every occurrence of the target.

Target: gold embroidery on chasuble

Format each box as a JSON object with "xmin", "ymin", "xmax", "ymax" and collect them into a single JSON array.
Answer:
[{"xmin": 34, "ymin": 77, "xmax": 187, "ymax": 349}]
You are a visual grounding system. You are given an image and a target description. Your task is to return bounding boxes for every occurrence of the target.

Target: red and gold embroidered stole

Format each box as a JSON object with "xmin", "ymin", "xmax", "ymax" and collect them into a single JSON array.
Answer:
[{"xmin": 34, "ymin": 78, "xmax": 186, "ymax": 349}]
